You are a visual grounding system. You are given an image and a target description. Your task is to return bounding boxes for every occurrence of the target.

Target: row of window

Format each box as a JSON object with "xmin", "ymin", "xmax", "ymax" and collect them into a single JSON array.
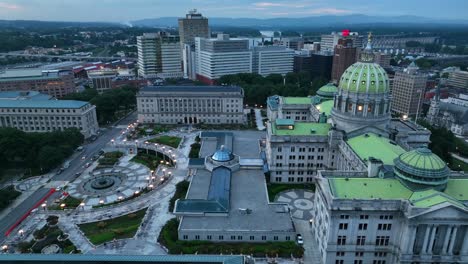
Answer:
[
  {"xmin": 339, "ymin": 214, "xmax": 393, "ymax": 220},
  {"xmin": 336, "ymin": 260, "xmax": 386, "ymax": 264},
  {"xmin": 277, "ymin": 147, "xmax": 326, "ymax": 153},
  {"xmin": 338, "ymin": 223, "xmax": 392, "ymax": 231},
  {"xmin": 336, "ymin": 251, "xmax": 387, "ymax": 257},
  {"xmin": 182, "ymin": 234, "xmax": 290, "ymax": 241},
  {"xmin": 274, "ymin": 177, "xmax": 314, "ymax": 183},
  {"xmin": 337, "ymin": 235, "xmax": 390, "ymax": 246},
  {"xmin": 0, "ymin": 108, "xmax": 81, "ymax": 113},
  {"xmin": 275, "ymin": 163, "xmax": 324, "ymax": 168}
]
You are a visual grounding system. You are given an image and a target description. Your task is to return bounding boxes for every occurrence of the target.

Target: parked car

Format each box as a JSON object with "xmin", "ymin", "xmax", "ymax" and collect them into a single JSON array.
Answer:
[
  {"xmin": 296, "ymin": 234, "xmax": 304, "ymax": 245},
  {"xmin": 98, "ymin": 150, "xmax": 105, "ymax": 155},
  {"xmin": 76, "ymin": 146, "xmax": 84, "ymax": 151},
  {"xmin": 85, "ymin": 162, "xmax": 91, "ymax": 168},
  {"xmin": 81, "ymin": 155, "xmax": 86, "ymax": 160}
]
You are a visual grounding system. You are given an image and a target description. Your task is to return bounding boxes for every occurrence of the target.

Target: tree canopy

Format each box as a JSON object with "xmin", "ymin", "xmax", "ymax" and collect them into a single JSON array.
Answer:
[{"xmin": 218, "ymin": 72, "xmax": 328, "ymax": 106}]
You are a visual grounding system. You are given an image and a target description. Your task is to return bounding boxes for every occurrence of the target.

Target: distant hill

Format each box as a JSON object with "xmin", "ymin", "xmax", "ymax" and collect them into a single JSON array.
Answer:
[
  {"xmin": 0, "ymin": 20, "xmax": 121, "ymax": 29},
  {"xmin": 130, "ymin": 14, "xmax": 468, "ymax": 29}
]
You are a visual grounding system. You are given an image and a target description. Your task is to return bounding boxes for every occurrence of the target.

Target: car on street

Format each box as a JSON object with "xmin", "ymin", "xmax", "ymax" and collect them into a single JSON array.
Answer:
[
  {"xmin": 85, "ymin": 162, "xmax": 91, "ymax": 168},
  {"xmin": 296, "ymin": 234, "xmax": 304, "ymax": 245},
  {"xmin": 98, "ymin": 150, "xmax": 105, "ymax": 155},
  {"xmin": 91, "ymin": 154, "xmax": 100, "ymax": 161},
  {"xmin": 81, "ymin": 155, "xmax": 86, "ymax": 160},
  {"xmin": 75, "ymin": 172, "xmax": 82, "ymax": 177},
  {"xmin": 76, "ymin": 146, "xmax": 84, "ymax": 151}
]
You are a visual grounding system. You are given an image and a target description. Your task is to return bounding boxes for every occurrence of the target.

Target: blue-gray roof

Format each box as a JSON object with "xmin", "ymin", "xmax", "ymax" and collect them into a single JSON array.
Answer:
[
  {"xmin": 0, "ymin": 254, "xmax": 244, "ymax": 264},
  {"xmin": 0, "ymin": 91, "xmax": 52, "ymax": 101},
  {"xmin": 0, "ymin": 99, "xmax": 89, "ymax": 109},
  {"xmin": 140, "ymin": 85, "xmax": 243, "ymax": 93},
  {"xmin": 211, "ymin": 146, "xmax": 234, "ymax": 162}
]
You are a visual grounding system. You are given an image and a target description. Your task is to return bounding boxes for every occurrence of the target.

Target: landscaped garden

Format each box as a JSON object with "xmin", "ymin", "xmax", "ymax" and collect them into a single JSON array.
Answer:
[
  {"xmin": 17, "ymin": 215, "xmax": 80, "ymax": 254},
  {"xmin": 148, "ymin": 136, "xmax": 182, "ymax": 148},
  {"xmin": 188, "ymin": 136, "xmax": 201, "ymax": 158},
  {"xmin": 267, "ymin": 183, "xmax": 315, "ymax": 202},
  {"xmin": 130, "ymin": 152, "xmax": 165, "ymax": 170},
  {"xmin": 48, "ymin": 195, "xmax": 82, "ymax": 210},
  {"xmin": 158, "ymin": 218, "xmax": 304, "ymax": 257},
  {"xmin": 0, "ymin": 185, "xmax": 21, "ymax": 211},
  {"xmin": 78, "ymin": 208, "xmax": 147, "ymax": 245},
  {"xmin": 169, "ymin": 181, "xmax": 190, "ymax": 212},
  {"xmin": 98, "ymin": 151, "xmax": 124, "ymax": 167}
]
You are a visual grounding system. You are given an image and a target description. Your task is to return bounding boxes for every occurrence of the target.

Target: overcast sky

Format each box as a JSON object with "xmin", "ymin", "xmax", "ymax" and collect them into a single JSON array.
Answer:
[{"xmin": 0, "ymin": 0, "xmax": 467, "ymax": 22}]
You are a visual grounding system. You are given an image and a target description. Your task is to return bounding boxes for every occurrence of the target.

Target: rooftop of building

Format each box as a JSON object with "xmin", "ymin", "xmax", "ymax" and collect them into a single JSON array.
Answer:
[
  {"xmin": 316, "ymin": 100, "xmax": 334, "ymax": 116},
  {"xmin": 327, "ymin": 176, "xmax": 468, "ymax": 208},
  {"xmin": 282, "ymin": 97, "xmax": 311, "ymax": 105},
  {"xmin": 138, "ymin": 85, "xmax": 243, "ymax": 94},
  {"xmin": 0, "ymin": 99, "xmax": 89, "ymax": 109},
  {"xmin": 347, "ymin": 133, "xmax": 406, "ymax": 165},
  {"xmin": 0, "ymin": 69, "xmax": 43, "ymax": 78},
  {"xmin": 317, "ymin": 83, "xmax": 337, "ymax": 98},
  {"xmin": 271, "ymin": 119, "xmax": 331, "ymax": 136},
  {"xmin": 0, "ymin": 254, "xmax": 244, "ymax": 264},
  {"xmin": 0, "ymin": 91, "xmax": 52, "ymax": 101},
  {"xmin": 179, "ymin": 131, "xmax": 294, "ymax": 232}
]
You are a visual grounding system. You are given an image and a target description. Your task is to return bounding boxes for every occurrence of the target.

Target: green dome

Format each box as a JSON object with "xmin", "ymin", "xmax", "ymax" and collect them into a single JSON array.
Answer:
[
  {"xmin": 393, "ymin": 147, "xmax": 450, "ymax": 190},
  {"xmin": 317, "ymin": 83, "xmax": 337, "ymax": 98},
  {"xmin": 338, "ymin": 62, "xmax": 389, "ymax": 94}
]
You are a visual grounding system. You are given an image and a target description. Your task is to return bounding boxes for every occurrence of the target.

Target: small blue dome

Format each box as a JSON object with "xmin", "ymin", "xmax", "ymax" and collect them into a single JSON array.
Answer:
[{"xmin": 212, "ymin": 145, "xmax": 234, "ymax": 162}]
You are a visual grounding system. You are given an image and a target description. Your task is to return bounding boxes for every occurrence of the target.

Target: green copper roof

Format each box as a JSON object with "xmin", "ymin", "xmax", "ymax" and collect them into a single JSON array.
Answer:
[
  {"xmin": 316, "ymin": 100, "xmax": 334, "ymax": 116},
  {"xmin": 347, "ymin": 133, "xmax": 406, "ymax": 165},
  {"xmin": 328, "ymin": 178, "xmax": 412, "ymax": 199},
  {"xmin": 271, "ymin": 121, "xmax": 330, "ymax": 136},
  {"xmin": 328, "ymin": 177, "xmax": 468, "ymax": 208},
  {"xmin": 338, "ymin": 62, "xmax": 389, "ymax": 94},
  {"xmin": 393, "ymin": 148, "xmax": 450, "ymax": 189},
  {"xmin": 283, "ymin": 97, "xmax": 311, "ymax": 105},
  {"xmin": 444, "ymin": 179, "xmax": 468, "ymax": 201},
  {"xmin": 317, "ymin": 83, "xmax": 337, "ymax": 98}
]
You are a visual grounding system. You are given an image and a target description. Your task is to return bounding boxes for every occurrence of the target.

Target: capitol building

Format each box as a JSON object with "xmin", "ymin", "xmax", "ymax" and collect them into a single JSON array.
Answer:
[{"xmin": 265, "ymin": 35, "xmax": 468, "ymax": 263}]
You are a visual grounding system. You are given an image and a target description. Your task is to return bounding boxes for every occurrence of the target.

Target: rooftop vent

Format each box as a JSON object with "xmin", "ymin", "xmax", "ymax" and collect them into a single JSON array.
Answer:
[
  {"xmin": 310, "ymin": 129, "xmax": 316, "ymax": 134},
  {"xmin": 364, "ymin": 133, "xmax": 369, "ymax": 138}
]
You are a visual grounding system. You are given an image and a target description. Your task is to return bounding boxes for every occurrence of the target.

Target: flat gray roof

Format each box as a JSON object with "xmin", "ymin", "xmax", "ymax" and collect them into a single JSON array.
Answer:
[
  {"xmin": 139, "ymin": 85, "xmax": 243, "ymax": 93},
  {"xmin": 0, "ymin": 99, "xmax": 89, "ymax": 109},
  {"xmin": 179, "ymin": 131, "xmax": 293, "ymax": 232}
]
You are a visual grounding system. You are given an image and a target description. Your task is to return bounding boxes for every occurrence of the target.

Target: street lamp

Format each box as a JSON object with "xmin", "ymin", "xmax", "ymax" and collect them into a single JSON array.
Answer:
[
  {"xmin": 80, "ymin": 202, "xmax": 85, "ymax": 210},
  {"xmin": 149, "ymin": 184, "xmax": 154, "ymax": 189},
  {"xmin": 1, "ymin": 245, "xmax": 7, "ymax": 252},
  {"xmin": 99, "ymin": 200, "xmax": 104, "ymax": 204},
  {"xmin": 18, "ymin": 229, "xmax": 24, "ymax": 237},
  {"xmin": 118, "ymin": 196, "xmax": 123, "ymax": 200},
  {"xmin": 402, "ymin": 114, "xmax": 408, "ymax": 120},
  {"xmin": 60, "ymin": 203, "xmax": 66, "ymax": 210},
  {"xmin": 41, "ymin": 203, "xmax": 47, "ymax": 210},
  {"xmin": 134, "ymin": 191, "xmax": 140, "ymax": 195}
]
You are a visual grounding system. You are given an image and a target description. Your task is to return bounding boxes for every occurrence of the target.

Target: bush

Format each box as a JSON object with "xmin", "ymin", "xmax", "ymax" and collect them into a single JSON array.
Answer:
[
  {"xmin": 46, "ymin": 215, "xmax": 59, "ymax": 225},
  {"xmin": 169, "ymin": 181, "xmax": 190, "ymax": 212},
  {"xmin": 188, "ymin": 142, "xmax": 201, "ymax": 158},
  {"xmin": 97, "ymin": 222, "xmax": 107, "ymax": 229}
]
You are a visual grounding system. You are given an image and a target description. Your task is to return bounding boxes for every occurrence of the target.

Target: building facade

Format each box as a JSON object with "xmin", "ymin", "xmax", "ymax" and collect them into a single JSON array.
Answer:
[
  {"xmin": 195, "ymin": 34, "xmax": 252, "ymax": 84},
  {"xmin": 0, "ymin": 91, "xmax": 98, "ymax": 138},
  {"xmin": 331, "ymin": 39, "xmax": 357, "ymax": 83},
  {"xmin": 137, "ymin": 85, "xmax": 244, "ymax": 124},
  {"xmin": 426, "ymin": 92, "xmax": 468, "ymax": 136},
  {"xmin": 137, "ymin": 32, "xmax": 183, "ymax": 79},
  {"xmin": 447, "ymin": 70, "xmax": 468, "ymax": 89},
  {"xmin": 252, "ymin": 46, "xmax": 294, "ymax": 76},
  {"xmin": 293, "ymin": 52, "xmax": 333, "ymax": 80},
  {"xmin": 87, "ymin": 69, "xmax": 116, "ymax": 93},
  {"xmin": 178, "ymin": 9, "xmax": 209, "ymax": 47},
  {"xmin": 0, "ymin": 69, "xmax": 74, "ymax": 98},
  {"xmin": 391, "ymin": 62, "xmax": 428, "ymax": 118}
]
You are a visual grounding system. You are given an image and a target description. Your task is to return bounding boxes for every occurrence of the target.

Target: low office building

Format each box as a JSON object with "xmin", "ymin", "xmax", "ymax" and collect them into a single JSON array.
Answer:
[
  {"xmin": 0, "ymin": 69, "xmax": 74, "ymax": 98},
  {"xmin": 252, "ymin": 46, "xmax": 294, "ymax": 76},
  {"xmin": 137, "ymin": 85, "xmax": 244, "ymax": 124},
  {"xmin": 0, "ymin": 91, "xmax": 98, "ymax": 138},
  {"xmin": 175, "ymin": 131, "xmax": 295, "ymax": 242},
  {"xmin": 447, "ymin": 70, "xmax": 468, "ymax": 89}
]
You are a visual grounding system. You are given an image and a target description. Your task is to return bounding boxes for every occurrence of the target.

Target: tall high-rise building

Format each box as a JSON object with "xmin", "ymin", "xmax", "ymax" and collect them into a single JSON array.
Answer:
[
  {"xmin": 137, "ymin": 32, "xmax": 183, "ymax": 79},
  {"xmin": 252, "ymin": 46, "xmax": 294, "ymax": 76},
  {"xmin": 391, "ymin": 62, "xmax": 428, "ymax": 118},
  {"xmin": 331, "ymin": 39, "xmax": 357, "ymax": 82},
  {"xmin": 320, "ymin": 31, "xmax": 363, "ymax": 52},
  {"xmin": 178, "ymin": 9, "xmax": 209, "ymax": 47},
  {"xmin": 293, "ymin": 51, "xmax": 333, "ymax": 80},
  {"xmin": 195, "ymin": 34, "xmax": 252, "ymax": 84}
]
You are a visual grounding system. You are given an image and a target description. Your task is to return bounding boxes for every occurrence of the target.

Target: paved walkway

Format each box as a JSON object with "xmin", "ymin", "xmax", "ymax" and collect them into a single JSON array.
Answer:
[
  {"xmin": 294, "ymin": 219, "xmax": 322, "ymax": 264},
  {"xmin": 276, "ymin": 190, "xmax": 315, "ymax": 220}
]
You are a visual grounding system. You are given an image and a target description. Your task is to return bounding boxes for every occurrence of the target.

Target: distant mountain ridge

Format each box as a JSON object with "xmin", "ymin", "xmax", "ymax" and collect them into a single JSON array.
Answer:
[
  {"xmin": 0, "ymin": 20, "xmax": 120, "ymax": 29},
  {"xmin": 130, "ymin": 14, "xmax": 468, "ymax": 28}
]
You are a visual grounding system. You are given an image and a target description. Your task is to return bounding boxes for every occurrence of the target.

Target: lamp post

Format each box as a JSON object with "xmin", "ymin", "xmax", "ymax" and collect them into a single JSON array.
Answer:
[
  {"xmin": 41, "ymin": 203, "xmax": 47, "ymax": 211},
  {"xmin": 80, "ymin": 202, "xmax": 85, "ymax": 210},
  {"xmin": 60, "ymin": 203, "xmax": 66, "ymax": 210},
  {"xmin": 18, "ymin": 229, "xmax": 24, "ymax": 237}
]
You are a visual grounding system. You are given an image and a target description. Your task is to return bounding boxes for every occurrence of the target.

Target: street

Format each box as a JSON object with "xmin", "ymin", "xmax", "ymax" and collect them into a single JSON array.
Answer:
[{"xmin": 0, "ymin": 112, "xmax": 137, "ymax": 243}]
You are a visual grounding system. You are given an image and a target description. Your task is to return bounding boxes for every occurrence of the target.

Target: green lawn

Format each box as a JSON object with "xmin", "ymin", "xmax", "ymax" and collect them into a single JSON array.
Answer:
[
  {"xmin": 130, "ymin": 153, "xmax": 164, "ymax": 170},
  {"xmin": 158, "ymin": 218, "xmax": 303, "ymax": 257},
  {"xmin": 98, "ymin": 151, "xmax": 124, "ymax": 166},
  {"xmin": 267, "ymin": 183, "xmax": 315, "ymax": 202},
  {"xmin": 188, "ymin": 142, "xmax": 201, "ymax": 158},
  {"xmin": 169, "ymin": 181, "xmax": 190, "ymax": 212},
  {"xmin": 0, "ymin": 185, "xmax": 21, "ymax": 211},
  {"xmin": 148, "ymin": 136, "xmax": 182, "ymax": 148},
  {"xmin": 450, "ymin": 157, "xmax": 468, "ymax": 171},
  {"xmin": 49, "ymin": 196, "xmax": 82, "ymax": 210},
  {"xmin": 78, "ymin": 209, "xmax": 147, "ymax": 245}
]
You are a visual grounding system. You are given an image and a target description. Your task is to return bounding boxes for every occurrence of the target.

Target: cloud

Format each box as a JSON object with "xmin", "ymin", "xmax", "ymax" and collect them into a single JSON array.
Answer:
[
  {"xmin": 253, "ymin": 2, "xmax": 306, "ymax": 8},
  {"xmin": 306, "ymin": 8, "xmax": 351, "ymax": 15},
  {"xmin": 0, "ymin": 2, "xmax": 21, "ymax": 10}
]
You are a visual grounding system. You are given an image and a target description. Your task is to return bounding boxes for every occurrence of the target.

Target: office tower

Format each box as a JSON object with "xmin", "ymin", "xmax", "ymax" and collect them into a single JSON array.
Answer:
[
  {"xmin": 391, "ymin": 62, "xmax": 428, "ymax": 118},
  {"xmin": 137, "ymin": 32, "xmax": 183, "ymax": 79},
  {"xmin": 320, "ymin": 31, "xmax": 362, "ymax": 52},
  {"xmin": 331, "ymin": 39, "xmax": 357, "ymax": 82},
  {"xmin": 252, "ymin": 46, "xmax": 294, "ymax": 76},
  {"xmin": 447, "ymin": 70, "xmax": 468, "ymax": 89},
  {"xmin": 195, "ymin": 34, "xmax": 252, "ymax": 84},
  {"xmin": 178, "ymin": 9, "xmax": 209, "ymax": 47},
  {"xmin": 293, "ymin": 52, "xmax": 333, "ymax": 80}
]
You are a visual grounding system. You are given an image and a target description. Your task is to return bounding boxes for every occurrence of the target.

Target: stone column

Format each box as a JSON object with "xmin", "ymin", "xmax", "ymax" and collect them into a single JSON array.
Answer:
[
  {"xmin": 363, "ymin": 102, "xmax": 369, "ymax": 117},
  {"xmin": 461, "ymin": 228, "xmax": 468, "ymax": 254},
  {"xmin": 407, "ymin": 225, "xmax": 417, "ymax": 254},
  {"xmin": 427, "ymin": 225, "xmax": 437, "ymax": 254},
  {"xmin": 448, "ymin": 225, "xmax": 458, "ymax": 255},
  {"xmin": 422, "ymin": 225, "xmax": 431, "ymax": 254},
  {"xmin": 442, "ymin": 225, "xmax": 453, "ymax": 254}
]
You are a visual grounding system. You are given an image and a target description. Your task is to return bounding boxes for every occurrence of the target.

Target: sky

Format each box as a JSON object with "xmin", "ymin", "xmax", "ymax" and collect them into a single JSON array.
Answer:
[{"xmin": 0, "ymin": 0, "xmax": 467, "ymax": 22}]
